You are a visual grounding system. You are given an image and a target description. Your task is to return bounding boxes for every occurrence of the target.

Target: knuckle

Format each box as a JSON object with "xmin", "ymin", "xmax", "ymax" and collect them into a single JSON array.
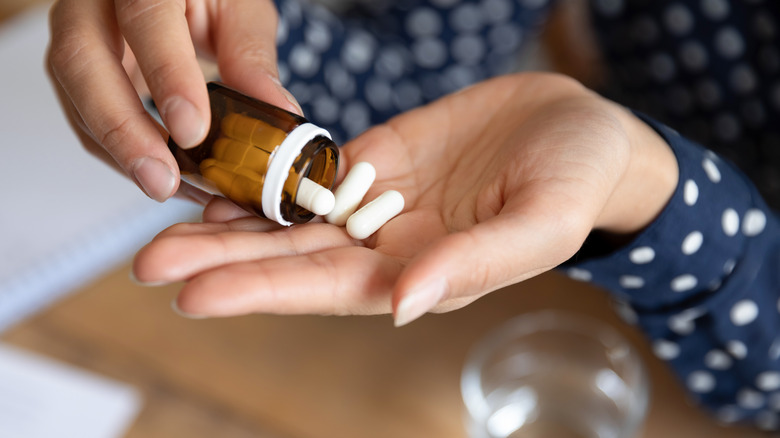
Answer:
[
  {"xmin": 143, "ymin": 60, "xmax": 187, "ymax": 94},
  {"xmin": 116, "ymin": 0, "xmax": 185, "ymax": 28},
  {"xmin": 231, "ymin": 40, "xmax": 277, "ymax": 72},
  {"xmin": 96, "ymin": 110, "xmax": 146, "ymax": 155},
  {"xmin": 48, "ymin": 25, "xmax": 89, "ymax": 76}
]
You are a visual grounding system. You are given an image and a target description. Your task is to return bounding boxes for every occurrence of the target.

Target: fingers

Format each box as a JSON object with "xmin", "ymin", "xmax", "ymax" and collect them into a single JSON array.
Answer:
[
  {"xmin": 208, "ymin": 0, "xmax": 302, "ymax": 114},
  {"xmin": 392, "ymin": 198, "xmax": 593, "ymax": 326},
  {"xmin": 116, "ymin": 0, "xmax": 209, "ymax": 149},
  {"xmin": 48, "ymin": 0, "xmax": 179, "ymax": 201},
  {"xmin": 133, "ymin": 222, "xmax": 353, "ymax": 284},
  {"xmin": 173, "ymin": 247, "xmax": 401, "ymax": 317},
  {"xmin": 201, "ymin": 197, "xmax": 258, "ymax": 223}
]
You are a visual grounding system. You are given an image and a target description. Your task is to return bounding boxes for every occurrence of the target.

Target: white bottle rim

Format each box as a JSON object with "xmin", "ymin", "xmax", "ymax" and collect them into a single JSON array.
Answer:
[{"xmin": 262, "ymin": 123, "xmax": 332, "ymax": 226}]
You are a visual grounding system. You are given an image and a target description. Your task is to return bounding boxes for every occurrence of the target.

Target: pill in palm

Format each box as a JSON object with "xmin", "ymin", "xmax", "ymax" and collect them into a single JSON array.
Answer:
[
  {"xmin": 325, "ymin": 162, "xmax": 377, "ymax": 226},
  {"xmin": 295, "ymin": 177, "xmax": 336, "ymax": 216},
  {"xmin": 346, "ymin": 190, "xmax": 405, "ymax": 240}
]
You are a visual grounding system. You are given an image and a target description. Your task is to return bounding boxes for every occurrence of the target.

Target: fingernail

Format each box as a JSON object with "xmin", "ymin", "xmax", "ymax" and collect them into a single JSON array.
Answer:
[
  {"xmin": 394, "ymin": 278, "xmax": 448, "ymax": 327},
  {"xmin": 281, "ymin": 87, "xmax": 303, "ymax": 116},
  {"xmin": 133, "ymin": 157, "xmax": 176, "ymax": 202},
  {"xmin": 129, "ymin": 270, "xmax": 170, "ymax": 287},
  {"xmin": 171, "ymin": 299, "xmax": 208, "ymax": 320},
  {"xmin": 271, "ymin": 76, "xmax": 303, "ymax": 116},
  {"xmin": 161, "ymin": 96, "xmax": 207, "ymax": 149}
]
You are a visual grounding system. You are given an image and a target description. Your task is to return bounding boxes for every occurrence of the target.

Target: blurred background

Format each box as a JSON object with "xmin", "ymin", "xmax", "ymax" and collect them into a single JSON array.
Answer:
[{"xmin": 0, "ymin": 1, "xmax": 769, "ymax": 437}]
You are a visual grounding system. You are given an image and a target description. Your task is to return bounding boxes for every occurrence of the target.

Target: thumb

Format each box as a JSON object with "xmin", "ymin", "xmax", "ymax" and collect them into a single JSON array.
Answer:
[
  {"xmin": 391, "ymin": 209, "xmax": 590, "ymax": 327},
  {"xmin": 212, "ymin": 0, "xmax": 302, "ymax": 115}
]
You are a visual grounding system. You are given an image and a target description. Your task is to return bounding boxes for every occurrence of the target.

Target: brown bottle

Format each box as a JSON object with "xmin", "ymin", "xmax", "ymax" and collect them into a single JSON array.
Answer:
[{"xmin": 168, "ymin": 82, "xmax": 339, "ymax": 226}]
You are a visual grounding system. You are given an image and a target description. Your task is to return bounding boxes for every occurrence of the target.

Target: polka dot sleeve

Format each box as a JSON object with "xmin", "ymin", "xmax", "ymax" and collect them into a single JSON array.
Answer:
[{"xmin": 565, "ymin": 113, "xmax": 780, "ymax": 429}]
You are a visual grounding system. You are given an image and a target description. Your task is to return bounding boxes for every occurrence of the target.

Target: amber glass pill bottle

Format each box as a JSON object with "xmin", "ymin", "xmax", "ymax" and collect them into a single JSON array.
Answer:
[{"xmin": 168, "ymin": 82, "xmax": 339, "ymax": 226}]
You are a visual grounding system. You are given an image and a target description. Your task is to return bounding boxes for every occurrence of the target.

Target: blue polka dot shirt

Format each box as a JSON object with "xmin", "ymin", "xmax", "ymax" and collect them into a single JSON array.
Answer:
[{"xmin": 269, "ymin": 0, "xmax": 780, "ymax": 428}]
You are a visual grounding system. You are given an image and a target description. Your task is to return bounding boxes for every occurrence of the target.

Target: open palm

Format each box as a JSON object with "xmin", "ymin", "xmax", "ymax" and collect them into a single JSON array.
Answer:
[{"xmin": 133, "ymin": 73, "xmax": 676, "ymax": 325}]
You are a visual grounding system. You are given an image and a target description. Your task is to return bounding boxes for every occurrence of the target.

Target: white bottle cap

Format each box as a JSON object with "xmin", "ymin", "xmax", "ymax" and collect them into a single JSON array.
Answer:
[{"xmin": 262, "ymin": 123, "xmax": 332, "ymax": 226}]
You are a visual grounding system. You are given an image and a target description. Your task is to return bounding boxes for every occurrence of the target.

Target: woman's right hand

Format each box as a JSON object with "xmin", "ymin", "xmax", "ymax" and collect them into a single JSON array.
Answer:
[{"xmin": 47, "ymin": 0, "xmax": 300, "ymax": 202}]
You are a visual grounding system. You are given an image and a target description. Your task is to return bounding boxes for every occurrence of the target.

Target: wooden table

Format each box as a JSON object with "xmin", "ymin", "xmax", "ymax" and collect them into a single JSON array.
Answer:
[
  {"xmin": 1, "ymin": 262, "xmax": 765, "ymax": 438},
  {"xmin": 0, "ymin": 2, "xmax": 765, "ymax": 436}
]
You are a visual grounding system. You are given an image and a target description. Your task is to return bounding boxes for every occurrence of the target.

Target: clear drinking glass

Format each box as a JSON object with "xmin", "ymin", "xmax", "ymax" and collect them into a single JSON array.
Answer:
[{"xmin": 461, "ymin": 310, "xmax": 649, "ymax": 438}]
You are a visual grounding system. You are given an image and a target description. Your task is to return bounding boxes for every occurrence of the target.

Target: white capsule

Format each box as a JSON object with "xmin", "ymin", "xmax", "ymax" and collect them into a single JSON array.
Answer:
[
  {"xmin": 295, "ymin": 177, "xmax": 335, "ymax": 216},
  {"xmin": 346, "ymin": 190, "xmax": 405, "ymax": 240},
  {"xmin": 325, "ymin": 162, "xmax": 377, "ymax": 226}
]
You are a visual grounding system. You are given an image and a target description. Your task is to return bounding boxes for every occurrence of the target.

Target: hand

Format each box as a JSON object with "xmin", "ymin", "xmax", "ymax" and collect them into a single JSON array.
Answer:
[
  {"xmin": 132, "ymin": 73, "xmax": 678, "ymax": 325},
  {"xmin": 47, "ymin": 0, "xmax": 300, "ymax": 203}
]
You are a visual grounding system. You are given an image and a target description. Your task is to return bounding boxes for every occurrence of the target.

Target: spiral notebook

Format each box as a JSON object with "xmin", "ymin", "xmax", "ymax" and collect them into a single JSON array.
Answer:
[{"xmin": 0, "ymin": 7, "xmax": 200, "ymax": 332}]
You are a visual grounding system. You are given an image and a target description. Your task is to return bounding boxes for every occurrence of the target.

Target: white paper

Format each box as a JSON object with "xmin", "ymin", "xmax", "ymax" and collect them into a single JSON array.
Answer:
[
  {"xmin": 0, "ymin": 343, "xmax": 142, "ymax": 438},
  {"xmin": 0, "ymin": 7, "xmax": 201, "ymax": 331}
]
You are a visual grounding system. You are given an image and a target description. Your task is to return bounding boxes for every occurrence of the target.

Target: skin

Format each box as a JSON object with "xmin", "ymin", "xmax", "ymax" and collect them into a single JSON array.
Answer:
[
  {"xmin": 131, "ymin": 73, "xmax": 679, "ymax": 326},
  {"xmin": 46, "ymin": 0, "xmax": 301, "ymax": 203},
  {"xmin": 46, "ymin": 1, "xmax": 677, "ymax": 326}
]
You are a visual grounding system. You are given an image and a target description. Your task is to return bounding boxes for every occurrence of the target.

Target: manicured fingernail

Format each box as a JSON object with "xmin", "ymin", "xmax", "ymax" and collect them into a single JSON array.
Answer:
[
  {"xmin": 171, "ymin": 299, "xmax": 208, "ymax": 320},
  {"xmin": 132, "ymin": 157, "xmax": 176, "ymax": 202},
  {"xmin": 129, "ymin": 270, "xmax": 170, "ymax": 287},
  {"xmin": 271, "ymin": 76, "xmax": 303, "ymax": 116},
  {"xmin": 162, "ymin": 96, "xmax": 206, "ymax": 149},
  {"xmin": 394, "ymin": 278, "xmax": 448, "ymax": 327}
]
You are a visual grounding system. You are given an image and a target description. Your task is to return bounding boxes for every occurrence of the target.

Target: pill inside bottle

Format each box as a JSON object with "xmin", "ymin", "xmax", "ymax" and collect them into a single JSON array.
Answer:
[{"xmin": 168, "ymin": 82, "xmax": 339, "ymax": 226}]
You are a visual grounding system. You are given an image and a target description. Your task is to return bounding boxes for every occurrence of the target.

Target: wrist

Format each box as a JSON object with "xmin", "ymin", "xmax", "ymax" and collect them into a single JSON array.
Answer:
[{"xmin": 594, "ymin": 105, "xmax": 679, "ymax": 236}]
